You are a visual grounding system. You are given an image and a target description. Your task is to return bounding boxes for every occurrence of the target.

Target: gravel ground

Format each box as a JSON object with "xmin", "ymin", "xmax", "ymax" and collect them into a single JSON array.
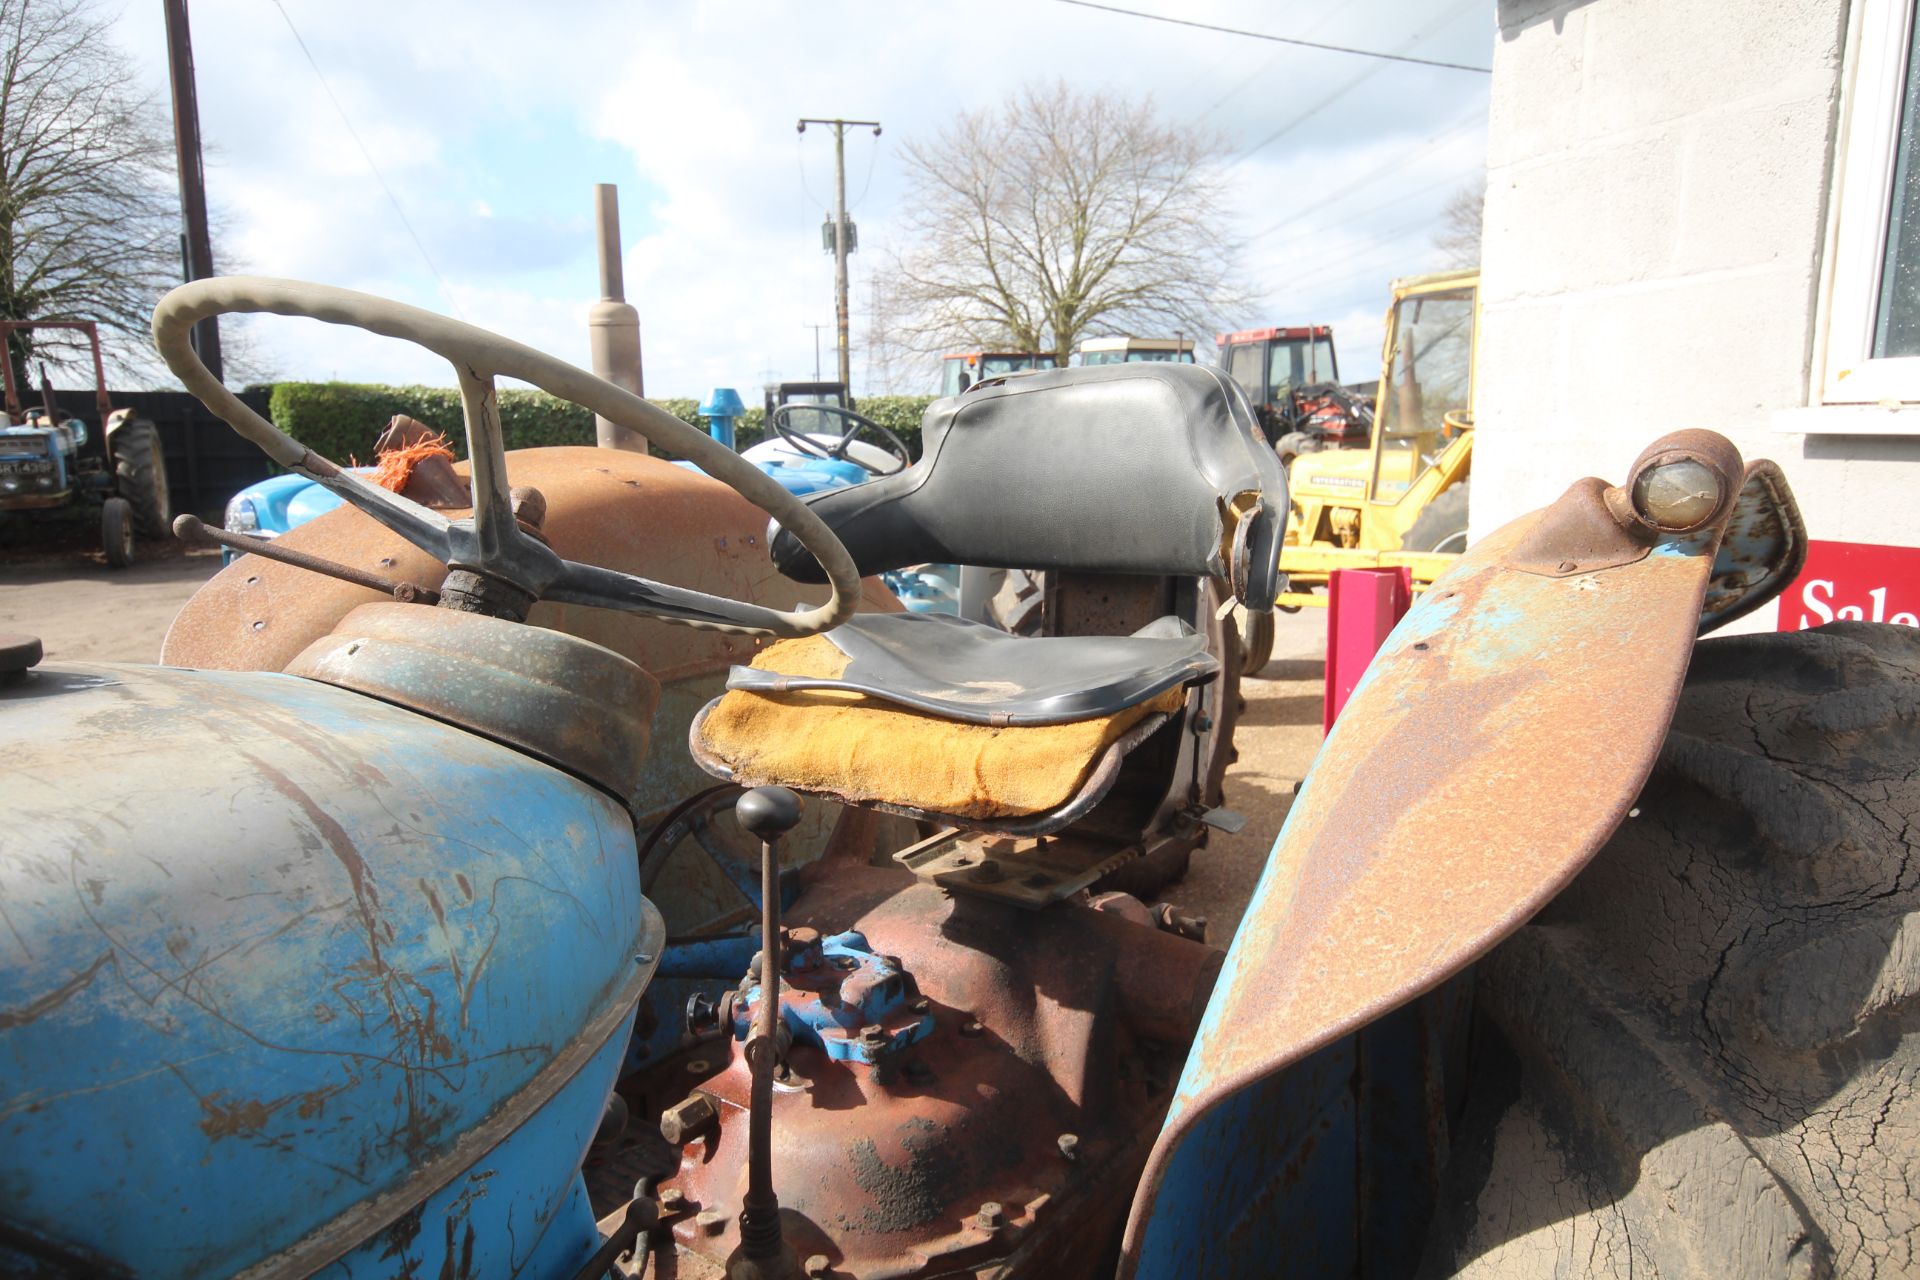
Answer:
[
  {"xmin": 1166, "ymin": 611, "xmax": 1327, "ymax": 945},
  {"xmin": 0, "ymin": 537, "xmax": 222, "ymax": 663}
]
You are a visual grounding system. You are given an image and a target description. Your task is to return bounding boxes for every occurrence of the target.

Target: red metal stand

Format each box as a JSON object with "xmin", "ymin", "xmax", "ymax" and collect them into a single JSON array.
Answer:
[{"xmin": 1323, "ymin": 566, "xmax": 1413, "ymax": 733}]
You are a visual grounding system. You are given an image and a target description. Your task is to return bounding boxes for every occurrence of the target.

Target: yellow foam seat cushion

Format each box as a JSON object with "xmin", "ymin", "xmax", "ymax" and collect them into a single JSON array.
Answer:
[{"xmin": 699, "ymin": 634, "xmax": 1186, "ymax": 819}]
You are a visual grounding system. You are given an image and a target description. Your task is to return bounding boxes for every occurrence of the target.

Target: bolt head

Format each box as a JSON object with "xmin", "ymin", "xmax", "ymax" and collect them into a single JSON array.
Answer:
[
  {"xmin": 975, "ymin": 1201, "xmax": 1005, "ymax": 1229},
  {"xmin": 659, "ymin": 1092, "xmax": 718, "ymax": 1145},
  {"xmin": 1057, "ymin": 1132, "xmax": 1081, "ymax": 1160},
  {"xmin": 658, "ymin": 1187, "xmax": 687, "ymax": 1211},
  {"xmin": 695, "ymin": 1208, "xmax": 727, "ymax": 1236},
  {"xmin": 804, "ymin": 1255, "xmax": 832, "ymax": 1277},
  {"xmin": 960, "ymin": 1019, "xmax": 984, "ymax": 1038}
]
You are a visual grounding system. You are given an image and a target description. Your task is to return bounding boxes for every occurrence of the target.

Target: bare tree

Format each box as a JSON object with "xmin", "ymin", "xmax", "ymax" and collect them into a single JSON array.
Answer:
[
  {"xmin": 879, "ymin": 84, "xmax": 1249, "ymax": 366},
  {"xmin": 0, "ymin": 0, "xmax": 200, "ymax": 388},
  {"xmin": 1433, "ymin": 182, "xmax": 1484, "ymax": 269}
]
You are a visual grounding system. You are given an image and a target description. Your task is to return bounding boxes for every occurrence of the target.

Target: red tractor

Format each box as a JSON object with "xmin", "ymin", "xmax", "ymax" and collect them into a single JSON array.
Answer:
[{"xmin": 1216, "ymin": 324, "xmax": 1372, "ymax": 466}]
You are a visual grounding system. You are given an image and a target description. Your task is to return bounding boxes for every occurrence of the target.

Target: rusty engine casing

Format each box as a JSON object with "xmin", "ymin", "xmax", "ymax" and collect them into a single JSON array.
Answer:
[{"xmin": 645, "ymin": 863, "xmax": 1222, "ymax": 1279}]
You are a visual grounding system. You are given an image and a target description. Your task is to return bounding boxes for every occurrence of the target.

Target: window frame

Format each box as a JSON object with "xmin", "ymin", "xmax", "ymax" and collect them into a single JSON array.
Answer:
[{"xmin": 1817, "ymin": 0, "xmax": 1920, "ymax": 405}]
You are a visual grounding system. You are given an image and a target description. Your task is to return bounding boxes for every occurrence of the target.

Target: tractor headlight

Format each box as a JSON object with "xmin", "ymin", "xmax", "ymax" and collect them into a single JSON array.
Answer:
[
  {"xmin": 225, "ymin": 494, "xmax": 260, "ymax": 534},
  {"xmin": 34, "ymin": 474, "xmax": 53, "ymax": 489}
]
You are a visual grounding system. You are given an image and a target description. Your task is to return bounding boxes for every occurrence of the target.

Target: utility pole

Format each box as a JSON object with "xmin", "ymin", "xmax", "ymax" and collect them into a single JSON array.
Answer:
[
  {"xmin": 803, "ymin": 323, "xmax": 828, "ymax": 382},
  {"xmin": 797, "ymin": 118, "xmax": 880, "ymax": 392},
  {"xmin": 163, "ymin": 0, "xmax": 221, "ymax": 382}
]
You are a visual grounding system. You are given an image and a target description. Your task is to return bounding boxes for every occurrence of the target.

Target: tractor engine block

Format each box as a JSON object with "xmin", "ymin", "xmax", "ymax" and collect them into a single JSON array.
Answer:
[{"xmin": 648, "ymin": 865, "xmax": 1222, "ymax": 1279}]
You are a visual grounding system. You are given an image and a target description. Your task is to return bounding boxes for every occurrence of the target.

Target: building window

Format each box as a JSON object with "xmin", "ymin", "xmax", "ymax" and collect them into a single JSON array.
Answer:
[
  {"xmin": 1820, "ymin": 0, "xmax": 1920, "ymax": 405},
  {"xmin": 1877, "ymin": 8, "xmax": 1920, "ymax": 356}
]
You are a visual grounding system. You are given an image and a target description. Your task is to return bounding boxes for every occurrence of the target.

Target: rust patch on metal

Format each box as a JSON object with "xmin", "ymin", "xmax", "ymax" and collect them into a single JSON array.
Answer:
[
  {"xmin": 1122, "ymin": 467, "xmax": 1744, "ymax": 1269},
  {"xmin": 1506, "ymin": 476, "xmax": 1652, "ymax": 578},
  {"xmin": 0, "ymin": 950, "xmax": 112, "ymax": 1029}
]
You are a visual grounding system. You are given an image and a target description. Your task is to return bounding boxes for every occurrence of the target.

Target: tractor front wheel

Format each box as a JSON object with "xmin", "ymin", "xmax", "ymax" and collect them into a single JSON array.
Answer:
[
  {"xmin": 1428, "ymin": 622, "xmax": 1920, "ymax": 1279},
  {"xmin": 101, "ymin": 496, "xmax": 134, "ymax": 568},
  {"xmin": 111, "ymin": 418, "xmax": 170, "ymax": 539}
]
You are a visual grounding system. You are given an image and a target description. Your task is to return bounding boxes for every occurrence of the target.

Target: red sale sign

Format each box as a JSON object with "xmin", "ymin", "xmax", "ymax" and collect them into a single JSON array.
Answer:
[{"xmin": 1780, "ymin": 539, "xmax": 1920, "ymax": 630}]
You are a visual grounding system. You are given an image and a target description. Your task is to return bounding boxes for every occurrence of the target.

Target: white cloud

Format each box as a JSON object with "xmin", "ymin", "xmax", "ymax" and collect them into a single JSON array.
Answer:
[{"xmin": 109, "ymin": 0, "xmax": 1493, "ymax": 396}]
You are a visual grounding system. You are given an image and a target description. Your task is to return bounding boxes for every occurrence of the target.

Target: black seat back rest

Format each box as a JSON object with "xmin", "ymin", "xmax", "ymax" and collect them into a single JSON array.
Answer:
[{"xmin": 768, "ymin": 364, "xmax": 1287, "ymax": 608}]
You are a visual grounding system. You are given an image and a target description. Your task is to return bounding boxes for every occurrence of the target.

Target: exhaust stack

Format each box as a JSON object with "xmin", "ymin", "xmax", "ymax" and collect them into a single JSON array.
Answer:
[{"xmin": 588, "ymin": 183, "xmax": 647, "ymax": 453}]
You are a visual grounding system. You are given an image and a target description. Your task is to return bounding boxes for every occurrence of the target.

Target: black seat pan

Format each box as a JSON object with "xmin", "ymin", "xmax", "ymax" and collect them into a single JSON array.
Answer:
[{"xmin": 726, "ymin": 612, "xmax": 1218, "ymax": 726}]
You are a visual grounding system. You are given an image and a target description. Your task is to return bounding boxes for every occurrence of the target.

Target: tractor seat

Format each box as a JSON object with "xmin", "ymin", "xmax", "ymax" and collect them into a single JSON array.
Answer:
[{"xmin": 690, "ymin": 612, "xmax": 1217, "ymax": 828}]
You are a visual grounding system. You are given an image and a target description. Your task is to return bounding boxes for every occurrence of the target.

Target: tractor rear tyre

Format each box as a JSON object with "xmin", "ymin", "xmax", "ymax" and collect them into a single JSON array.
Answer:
[
  {"xmin": 1401, "ymin": 480, "xmax": 1469, "ymax": 554},
  {"xmin": 111, "ymin": 418, "xmax": 170, "ymax": 539},
  {"xmin": 102, "ymin": 496, "xmax": 134, "ymax": 568},
  {"xmin": 1425, "ymin": 622, "xmax": 1920, "ymax": 1279}
]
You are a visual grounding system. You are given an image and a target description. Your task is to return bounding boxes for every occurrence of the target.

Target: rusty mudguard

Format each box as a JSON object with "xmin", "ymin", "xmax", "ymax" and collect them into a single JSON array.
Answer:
[{"xmin": 1118, "ymin": 432, "xmax": 1806, "ymax": 1278}]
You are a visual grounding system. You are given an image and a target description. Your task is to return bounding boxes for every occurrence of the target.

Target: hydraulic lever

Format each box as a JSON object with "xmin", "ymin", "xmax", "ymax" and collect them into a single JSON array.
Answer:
[{"xmin": 729, "ymin": 786, "xmax": 804, "ymax": 1280}]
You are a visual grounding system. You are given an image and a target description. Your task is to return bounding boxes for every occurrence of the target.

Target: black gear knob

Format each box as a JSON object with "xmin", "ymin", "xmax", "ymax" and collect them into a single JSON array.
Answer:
[{"xmin": 736, "ymin": 786, "xmax": 804, "ymax": 841}]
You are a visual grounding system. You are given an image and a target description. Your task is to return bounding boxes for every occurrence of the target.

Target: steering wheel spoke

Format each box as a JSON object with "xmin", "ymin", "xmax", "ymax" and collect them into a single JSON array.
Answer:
[
  {"xmin": 309, "ymin": 464, "xmax": 455, "ymax": 562},
  {"xmin": 152, "ymin": 276, "xmax": 862, "ymax": 636}
]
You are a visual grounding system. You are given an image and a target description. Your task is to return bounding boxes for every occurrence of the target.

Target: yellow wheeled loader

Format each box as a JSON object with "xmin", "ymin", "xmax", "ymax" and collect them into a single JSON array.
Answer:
[{"xmin": 1276, "ymin": 267, "xmax": 1477, "ymax": 608}]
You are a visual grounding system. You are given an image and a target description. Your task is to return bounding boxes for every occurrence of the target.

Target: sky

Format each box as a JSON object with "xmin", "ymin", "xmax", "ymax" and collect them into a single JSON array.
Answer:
[{"xmin": 108, "ymin": 0, "xmax": 1495, "ymax": 397}]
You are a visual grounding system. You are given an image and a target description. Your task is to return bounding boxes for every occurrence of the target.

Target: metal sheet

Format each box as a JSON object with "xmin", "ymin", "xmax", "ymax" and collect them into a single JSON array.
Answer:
[{"xmin": 1120, "ymin": 476, "xmax": 1737, "ymax": 1277}]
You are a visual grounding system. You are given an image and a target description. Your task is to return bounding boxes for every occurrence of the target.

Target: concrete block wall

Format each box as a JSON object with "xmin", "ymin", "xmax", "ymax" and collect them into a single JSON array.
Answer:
[{"xmin": 1474, "ymin": 0, "xmax": 1920, "ymax": 626}]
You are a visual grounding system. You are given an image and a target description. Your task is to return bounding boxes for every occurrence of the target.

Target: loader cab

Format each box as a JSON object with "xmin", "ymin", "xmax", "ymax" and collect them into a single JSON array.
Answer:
[
  {"xmin": 938, "ymin": 351, "xmax": 1055, "ymax": 397},
  {"xmin": 1367, "ymin": 271, "xmax": 1476, "ymax": 504},
  {"xmin": 1074, "ymin": 335, "xmax": 1197, "ymax": 366},
  {"xmin": 1216, "ymin": 325, "xmax": 1341, "ymax": 440}
]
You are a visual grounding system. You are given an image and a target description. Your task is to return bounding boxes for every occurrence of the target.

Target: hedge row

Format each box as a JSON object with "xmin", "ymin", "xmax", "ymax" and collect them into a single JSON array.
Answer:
[{"xmin": 266, "ymin": 382, "xmax": 940, "ymax": 464}]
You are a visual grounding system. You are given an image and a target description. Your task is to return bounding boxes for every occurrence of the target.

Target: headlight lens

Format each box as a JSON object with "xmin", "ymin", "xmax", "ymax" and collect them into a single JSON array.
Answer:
[{"xmin": 225, "ymin": 495, "xmax": 259, "ymax": 533}]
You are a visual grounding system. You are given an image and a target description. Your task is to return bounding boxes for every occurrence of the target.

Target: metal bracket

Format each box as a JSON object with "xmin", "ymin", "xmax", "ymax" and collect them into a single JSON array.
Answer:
[{"xmin": 892, "ymin": 829, "xmax": 1144, "ymax": 909}]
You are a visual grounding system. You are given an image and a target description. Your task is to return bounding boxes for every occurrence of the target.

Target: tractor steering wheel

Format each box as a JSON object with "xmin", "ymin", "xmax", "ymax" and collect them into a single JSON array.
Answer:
[
  {"xmin": 769, "ymin": 403, "xmax": 910, "ymax": 476},
  {"xmin": 152, "ymin": 277, "xmax": 861, "ymax": 637}
]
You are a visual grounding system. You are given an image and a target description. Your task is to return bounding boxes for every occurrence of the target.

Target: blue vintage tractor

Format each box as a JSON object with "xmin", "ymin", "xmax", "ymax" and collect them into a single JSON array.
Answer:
[
  {"xmin": 0, "ymin": 319, "xmax": 171, "ymax": 565},
  {"xmin": 3, "ymin": 277, "xmax": 1913, "ymax": 1280}
]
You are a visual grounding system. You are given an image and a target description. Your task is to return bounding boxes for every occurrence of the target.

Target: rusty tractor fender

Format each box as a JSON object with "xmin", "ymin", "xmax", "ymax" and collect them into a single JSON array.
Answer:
[{"xmin": 1117, "ymin": 430, "xmax": 1806, "ymax": 1278}]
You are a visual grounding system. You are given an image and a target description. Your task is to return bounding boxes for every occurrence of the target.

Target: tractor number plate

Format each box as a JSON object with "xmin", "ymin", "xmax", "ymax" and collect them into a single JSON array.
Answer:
[{"xmin": 0, "ymin": 457, "xmax": 53, "ymax": 476}]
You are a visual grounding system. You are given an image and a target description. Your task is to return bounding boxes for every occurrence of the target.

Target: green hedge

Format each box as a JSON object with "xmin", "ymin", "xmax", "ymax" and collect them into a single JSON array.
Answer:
[{"xmin": 267, "ymin": 382, "xmax": 939, "ymax": 464}]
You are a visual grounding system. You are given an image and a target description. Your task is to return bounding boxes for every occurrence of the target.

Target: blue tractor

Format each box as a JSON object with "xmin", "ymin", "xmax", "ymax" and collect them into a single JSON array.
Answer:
[
  {"xmin": 0, "ymin": 320, "xmax": 171, "ymax": 566},
  {"xmin": 3, "ymin": 277, "xmax": 1911, "ymax": 1280}
]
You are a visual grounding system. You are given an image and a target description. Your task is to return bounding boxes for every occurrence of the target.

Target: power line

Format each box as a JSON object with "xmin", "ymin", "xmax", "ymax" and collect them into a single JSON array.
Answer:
[
  {"xmin": 1230, "ymin": 0, "xmax": 1484, "ymax": 163},
  {"xmin": 1254, "ymin": 167, "xmax": 1480, "ymax": 253},
  {"xmin": 1246, "ymin": 105, "xmax": 1487, "ymax": 242},
  {"xmin": 268, "ymin": 0, "xmax": 462, "ymax": 316},
  {"xmin": 1051, "ymin": 0, "xmax": 1492, "ymax": 73},
  {"xmin": 1197, "ymin": 0, "xmax": 1346, "ymax": 120}
]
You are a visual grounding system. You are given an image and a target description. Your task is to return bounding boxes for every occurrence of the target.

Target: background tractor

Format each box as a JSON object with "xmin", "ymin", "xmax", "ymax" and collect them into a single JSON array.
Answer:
[
  {"xmin": 1074, "ymin": 334, "xmax": 1196, "ymax": 365},
  {"xmin": 0, "ymin": 320, "xmax": 170, "ymax": 566},
  {"xmin": 1215, "ymin": 323, "xmax": 1372, "ymax": 465},
  {"xmin": 938, "ymin": 350, "xmax": 1056, "ymax": 396},
  {"xmin": 1275, "ymin": 267, "xmax": 1477, "ymax": 610}
]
